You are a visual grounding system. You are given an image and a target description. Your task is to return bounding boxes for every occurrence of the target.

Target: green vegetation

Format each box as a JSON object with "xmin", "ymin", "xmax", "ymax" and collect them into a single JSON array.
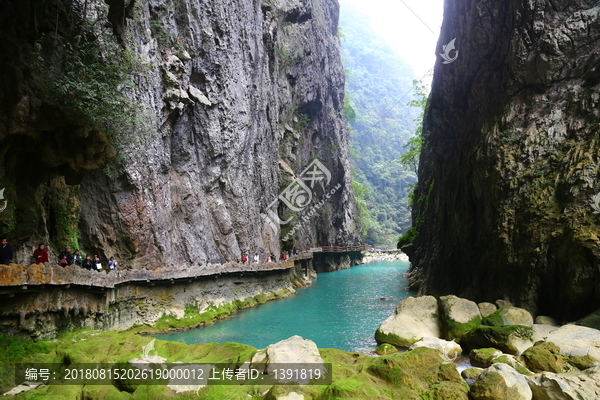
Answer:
[
  {"xmin": 0, "ymin": 331, "xmax": 470, "ymax": 400},
  {"xmin": 49, "ymin": 180, "xmax": 81, "ymax": 251},
  {"xmin": 126, "ymin": 290, "xmax": 294, "ymax": 334},
  {"xmin": 340, "ymin": 5, "xmax": 418, "ymax": 247},
  {"xmin": 443, "ymin": 315, "xmax": 482, "ymax": 342},
  {"xmin": 400, "ymin": 79, "xmax": 429, "ymax": 174},
  {"xmin": 0, "ymin": 334, "xmax": 51, "ymax": 393}
]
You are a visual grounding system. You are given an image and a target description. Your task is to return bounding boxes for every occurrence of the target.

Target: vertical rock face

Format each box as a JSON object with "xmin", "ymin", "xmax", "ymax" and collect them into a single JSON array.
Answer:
[
  {"xmin": 406, "ymin": 0, "xmax": 600, "ymax": 320},
  {"xmin": 0, "ymin": 0, "xmax": 360, "ymax": 268}
]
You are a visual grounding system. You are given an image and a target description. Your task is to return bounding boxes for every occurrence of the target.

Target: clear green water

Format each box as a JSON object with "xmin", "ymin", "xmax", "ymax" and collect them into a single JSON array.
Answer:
[{"xmin": 153, "ymin": 260, "xmax": 414, "ymax": 352}]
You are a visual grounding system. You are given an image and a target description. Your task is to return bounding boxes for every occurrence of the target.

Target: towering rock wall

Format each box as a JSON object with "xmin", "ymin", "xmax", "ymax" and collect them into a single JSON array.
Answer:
[
  {"xmin": 405, "ymin": 0, "xmax": 600, "ymax": 321},
  {"xmin": 0, "ymin": 0, "xmax": 360, "ymax": 269}
]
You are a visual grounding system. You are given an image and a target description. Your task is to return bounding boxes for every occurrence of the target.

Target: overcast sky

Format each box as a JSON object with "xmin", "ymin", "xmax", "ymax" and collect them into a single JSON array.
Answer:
[{"xmin": 339, "ymin": 0, "xmax": 445, "ymax": 79}]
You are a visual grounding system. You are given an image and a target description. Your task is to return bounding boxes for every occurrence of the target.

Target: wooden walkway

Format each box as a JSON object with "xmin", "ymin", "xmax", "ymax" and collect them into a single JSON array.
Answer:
[
  {"xmin": 0, "ymin": 256, "xmax": 313, "ymax": 290},
  {"xmin": 0, "ymin": 247, "xmax": 365, "ymax": 290}
]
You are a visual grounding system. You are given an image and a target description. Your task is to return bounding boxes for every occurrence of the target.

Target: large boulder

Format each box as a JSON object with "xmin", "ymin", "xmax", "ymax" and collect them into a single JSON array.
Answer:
[
  {"xmin": 577, "ymin": 309, "xmax": 600, "ymax": 330},
  {"xmin": 478, "ymin": 302, "xmax": 498, "ymax": 318},
  {"xmin": 470, "ymin": 348, "xmax": 532, "ymax": 375},
  {"xmin": 470, "ymin": 363, "xmax": 533, "ymax": 400},
  {"xmin": 521, "ymin": 342, "xmax": 571, "ymax": 373},
  {"xmin": 526, "ymin": 367, "xmax": 600, "ymax": 399},
  {"xmin": 251, "ymin": 336, "xmax": 325, "ymax": 383},
  {"xmin": 439, "ymin": 295, "xmax": 482, "ymax": 342},
  {"xmin": 375, "ymin": 296, "xmax": 441, "ymax": 348},
  {"xmin": 499, "ymin": 307, "xmax": 534, "ymax": 327},
  {"xmin": 464, "ymin": 325, "xmax": 534, "ymax": 355},
  {"xmin": 535, "ymin": 316, "xmax": 558, "ymax": 326},
  {"xmin": 409, "ymin": 337, "xmax": 462, "ymax": 362},
  {"xmin": 470, "ymin": 348, "xmax": 503, "ymax": 368},
  {"xmin": 544, "ymin": 325, "xmax": 600, "ymax": 369},
  {"xmin": 531, "ymin": 324, "xmax": 559, "ymax": 342},
  {"xmin": 366, "ymin": 347, "xmax": 469, "ymax": 399}
]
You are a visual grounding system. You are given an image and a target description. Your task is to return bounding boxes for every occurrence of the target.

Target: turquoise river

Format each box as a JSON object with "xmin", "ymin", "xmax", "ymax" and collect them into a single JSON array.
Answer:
[{"xmin": 153, "ymin": 260, "xmax": 414, "ymax": 352}]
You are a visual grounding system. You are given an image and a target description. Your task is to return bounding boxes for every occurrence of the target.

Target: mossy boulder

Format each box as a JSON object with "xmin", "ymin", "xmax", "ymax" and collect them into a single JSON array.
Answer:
[
  {"xmin": 375, "ymin": 296, "xmax": 441, "ymax": 348},
  {"xmin": 498, "ymin": 307, "xmax": 534, "ymax": 327},
  {"xmin": 374, "ymin": 343, "xmax": 398, "ymax": 355},
  {"xmin": 577, "ymin": 309, "xmax": 600, "ymax": 330},
  {"xmin": 521, "ymin": 342, "xmax": 571, "ymax": 373},
  {"xmin": 367, "ymin": 347, "xmax": 468, "ymax": 398},
  {"xmin": 439, "ymin": 295, "xmax": 482, "ymax": 342},
  {"xmin": 535, "ymin": 316, "xmax": 558, "ymax": 326},
  {"xmin": 490, "ymin": 354, "xmax": 533, "ymax": 375},
  {"xmin": 409, "ymin": 337, "xmax": 462, "ymax": 362},
  {"xmin": 477, "ymin": 302, "xmax": 497, "ymax": 318},
  {"xmin": 461, "ymin": 367, "xmax": 483, "ymax": 381},
  {"xmin": 463, "ymin": 325, "xmax": 534, "ymax": 355},
  {"xmin": 470, "ymin": 363, "xmax": 532, "ymax": 400},
  {"xmin": 545, "ymin": 324, "xmax": 600, "ymax": 369},
  {"xmin": 481, "ymin": 308, "xmax": 505, "ymax": 327},
  {"xmin": 470, "ymin": 348, "xmax": 503, "ymax": 368}
]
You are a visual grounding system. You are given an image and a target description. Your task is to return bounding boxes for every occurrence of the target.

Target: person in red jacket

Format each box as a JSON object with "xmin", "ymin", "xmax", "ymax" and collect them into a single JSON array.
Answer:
[{"xmin": 33, "ymin": 244, "xmax": 48, "ymax": 264}]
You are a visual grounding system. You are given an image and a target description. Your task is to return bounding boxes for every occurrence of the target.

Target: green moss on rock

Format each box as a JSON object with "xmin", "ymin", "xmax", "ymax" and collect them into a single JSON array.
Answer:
[
  {"xmin": 374, "ymin": 328, "xmax": 420, "ymax": 348},
  {"xmin": 374, "ymin": 343, "xmax": 398, "ymax": 355},
  {"xmin": 481, "ymin": 308, "xmax": 505, "ymax": 327},
  {"xmin": 464, "ymin": 325, "xmax": 533, "ymax": 355},
  {"xmin": 470, "ymin": 348, "xmax": 502, "ymax": 368},
  {"xmin": 521, "ymin": 342, "xmax": 569, "ymax": 373},
  {"xmin": 444, "ymin": 316, "xmax": 482, "ymax": 342}
]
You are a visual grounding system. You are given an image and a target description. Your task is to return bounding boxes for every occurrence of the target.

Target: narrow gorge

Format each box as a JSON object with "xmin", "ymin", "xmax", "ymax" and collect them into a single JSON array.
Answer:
[{"xmin": 402, "ymin": 0, "xmax": 600, "ymax": 322}]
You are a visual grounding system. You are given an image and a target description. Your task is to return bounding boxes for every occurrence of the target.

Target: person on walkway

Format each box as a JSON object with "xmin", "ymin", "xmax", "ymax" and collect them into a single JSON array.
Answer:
[
  {"xmin": 82, "ymin": 255, "xmax": 93, "ymax": 271},
  {"xmin": 254, "ymin": 253, "xmax": 259, "ymax": 263},
  {"xmin": 93, "ymin": 255, "xmax": 102, "ymax": 271},
  {"xmin": 293, "ymin": 247, "xmax": 298, "ymax": 255},
  {"xmin": 265, "ymin": 254, "xmax": 271, "ymax": 263},
  {"xmin": 0, "ymin": 238, "xmax": 13, "ymax": 265},
  {"xmin": 73, "ymin": 250, "xmax": 82, "ymax": 267},
  {"xmin": 241, "ymin": 254, "xmax": 248, "ymax": 264},
  {"xmin": 33, "ymin": 244, "xmax": 48, "ymax": 264},
  {"xmin": 58, "ymin": 246, "xmax": 74, "ymax": 266},
  {"xmin": 108, "ymin": 256, "xmax": 117, "ymax": 272},
  {"xmin": 59, "ymin": 255, "xmax": 68, "ymax": 267}
]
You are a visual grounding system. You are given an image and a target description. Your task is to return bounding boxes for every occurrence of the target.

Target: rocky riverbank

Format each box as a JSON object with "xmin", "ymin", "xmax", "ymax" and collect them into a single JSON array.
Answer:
[
  {"xmin": 375, "ymin": 294, "xmax": 600, "ymax": 399},
  {"xmin": 1, "ymin": 329, "xmax": 469, "ymax": 399},
  {"xmin": 360, "ymin": 251, "xmax": 409, "ymax": 264},
  {"xmin": 0, "ymin": 258, "xmax": 315, "ymax": 339}
]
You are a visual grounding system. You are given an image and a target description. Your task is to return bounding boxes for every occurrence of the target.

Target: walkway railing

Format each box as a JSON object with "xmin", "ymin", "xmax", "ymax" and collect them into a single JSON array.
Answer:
[{"xmin": 310, "ymin": 245, "xmax": 367, "ymax": 252}]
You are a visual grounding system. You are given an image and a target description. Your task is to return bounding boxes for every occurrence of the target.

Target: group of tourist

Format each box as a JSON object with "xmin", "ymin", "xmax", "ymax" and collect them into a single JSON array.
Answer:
[
  {"xmin": 49, "ymin": 245, "xmax": 118, "ymax": 272},
  {"xmin": 0, "ymin": 239, "xmax": 118, "ymax": 272},
  {"xmin": 241, "ymin": 248, "xmax": 299, "ymax": 264}
]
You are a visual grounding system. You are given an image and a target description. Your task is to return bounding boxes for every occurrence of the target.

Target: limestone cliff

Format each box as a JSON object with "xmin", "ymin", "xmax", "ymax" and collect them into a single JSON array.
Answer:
[
  {"xmin": 403, "ymin": 0, "xmax": 600, "ymax": 321},
  {"xmin": 0, "ymin": 0, "xmax": 360, "ymax": 269}
]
